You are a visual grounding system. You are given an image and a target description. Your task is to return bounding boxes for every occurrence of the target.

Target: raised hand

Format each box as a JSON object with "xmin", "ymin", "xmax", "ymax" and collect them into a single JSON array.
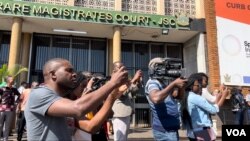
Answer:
[
  {"xmin": 110, "ymin": 84, "xmax": 129, "ymax": 100},
  {"xmin": 109, "ymin": 66, "xmax": 128, "ymax": 87},
  {"xmin": 135, "ymin": 70, "xmax": 143, "ymax": 79},
  {"xmin": 131, "ymin": 70, "xmax": 143, "ymax": 84},
  {"xmin": 173, "ymin": 77, "xmax": 187, "ymax": 88},
  {"xmin": 221, "ymin": 85, "xmax": 229, "ymax": 97},
  {"xmin": 86, "ymin": 77, "xmax": 95, "ymax": 89},
  {"xmin": 219, "ymin": 83, "xmax": 225, "ymax": 91}
]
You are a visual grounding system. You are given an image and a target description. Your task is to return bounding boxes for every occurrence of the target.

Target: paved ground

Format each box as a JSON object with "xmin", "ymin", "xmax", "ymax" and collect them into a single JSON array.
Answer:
[
  {"xmin": 108, "ymin": 127, "xmax": 222, "ymax": 141},
  {"xmin": 108, "ymin": 127, "xmax": 184, "ymax": 141},
  {"xmin": 8, "ymin": 127, "xmax": 221, "ymax": 141},
  {"xmin": 8, "ymin": 132, "xmax": 27, "ymax": 141}
]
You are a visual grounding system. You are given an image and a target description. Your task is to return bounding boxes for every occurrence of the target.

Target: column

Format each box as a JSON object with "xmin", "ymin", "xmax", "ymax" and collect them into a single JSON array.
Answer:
[
  {"xmin": 157, "ymin": 0, "xmax": 165, "ymax": 15},
  {"xmin": 197, "ymin": 33, "xmax": 207, "ymax": 73},
  {"xmin": 8, "ymin": 17, "xmax": 23, "ymax": 70},
  {"xmin": 108, "ymin": 39, "xmax": 113, "ymax": 75},
  {"xmin": 67, "ymin": 0, "xmax": 75, "ymax": 6},
  {"xmin": 196, "ymin": 0, "xmax": 205, "ymax": 19},
  {"xmin": 115, "ymin": 0, "xmax": 122, "ymax": 11},
  {"xmin": 112, "ymin": 26, "xmax": 121, "ymax": 63},
  {"xmin": 19, "ymin": 33, "xmax": 31, "ymax": 82}
]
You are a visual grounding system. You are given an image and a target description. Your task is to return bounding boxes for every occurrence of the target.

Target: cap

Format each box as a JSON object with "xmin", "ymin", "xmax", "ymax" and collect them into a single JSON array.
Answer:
[
  {"xmin": 148, "ymin": 57, "xmax": 165, "ymax": 76},
  {"xmin": 148, "ymin": 57, "xmax": 164, "ymax": 69}
]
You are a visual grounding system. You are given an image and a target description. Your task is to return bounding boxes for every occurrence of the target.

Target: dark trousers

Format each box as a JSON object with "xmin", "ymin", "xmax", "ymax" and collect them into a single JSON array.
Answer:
[
  {"xmin": 188, "ymin": 137, "xmax": 196, "ymax": 141},
  {"xmin": 234, "ymin": 109, "xmax": 245, "ymax": 125},
  {"xmin": 0, "ymin": 111, "xmax": 15, "ymax": 141},
  {"xmin": 17, "ymin": 111, "xmax": 26, "ymax": 141},
  {"xmin": 247, "ymin": 109, "xmax": 250, "ymax": 124},
  {"xmin": 92, "ymin": 126, "xmax": 108, "ymax": 141}
]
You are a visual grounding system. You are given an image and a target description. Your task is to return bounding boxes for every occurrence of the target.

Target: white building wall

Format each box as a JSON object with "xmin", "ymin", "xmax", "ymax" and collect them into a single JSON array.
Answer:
[{"xmin": 183, "ymin": 33, "xmax": 207, "ymax": 77}]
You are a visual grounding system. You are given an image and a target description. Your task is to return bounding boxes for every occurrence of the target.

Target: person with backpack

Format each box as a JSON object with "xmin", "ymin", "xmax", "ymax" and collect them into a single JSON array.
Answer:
[
  {"xmin": 246, "ymin": 89, "xmax": 250, "ymax": 124},
  {"xmin": 231, "ymin": 87, "xmax": 246, "ymax": 125}
]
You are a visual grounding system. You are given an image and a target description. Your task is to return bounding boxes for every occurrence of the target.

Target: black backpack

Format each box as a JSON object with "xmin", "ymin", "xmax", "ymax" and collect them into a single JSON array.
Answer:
[
  {"xmin": 230, "ymin": 93, "xmax": 246, "ymax": 112},
  {"xmin": 230, "ymin": 94, "xmax": 240, "ymax": 112}
]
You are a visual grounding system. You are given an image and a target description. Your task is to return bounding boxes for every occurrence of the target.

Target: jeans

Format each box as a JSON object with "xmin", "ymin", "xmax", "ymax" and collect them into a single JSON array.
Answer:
[
  {"xmin": 247, "ymin": 109, "xmax": 250, "ymax": 124},
  {"xmin": 234, "ymin": 109, "xmax": 245, "ymax": 125},
  {"xmin": 152, "ymin": 129, "xmax": 179, "ymax": 141}
]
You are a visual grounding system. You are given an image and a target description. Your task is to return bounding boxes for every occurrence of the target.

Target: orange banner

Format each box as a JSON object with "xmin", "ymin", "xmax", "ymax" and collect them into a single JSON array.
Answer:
[{"xmin": 215, "ymin": 0, "xmax": 250, "ymax": 24}]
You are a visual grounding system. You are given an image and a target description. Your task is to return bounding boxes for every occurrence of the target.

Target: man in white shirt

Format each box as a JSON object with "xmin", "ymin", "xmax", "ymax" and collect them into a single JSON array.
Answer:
[{"xmin": 198, "ymin": 72, "xmax": 227, "ymax": 105}]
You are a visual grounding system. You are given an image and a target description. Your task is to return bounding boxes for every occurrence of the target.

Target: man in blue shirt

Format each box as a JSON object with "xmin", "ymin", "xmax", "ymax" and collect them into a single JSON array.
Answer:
[{"xmin": 145, "ymin": 57, "xmax": 187, "ymax": 141}]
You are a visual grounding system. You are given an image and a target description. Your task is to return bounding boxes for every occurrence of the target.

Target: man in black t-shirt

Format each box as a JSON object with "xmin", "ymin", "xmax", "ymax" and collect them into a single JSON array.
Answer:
[{"xmin": 0, "ymin": 76, "xmax": 20, "ymax": 141}]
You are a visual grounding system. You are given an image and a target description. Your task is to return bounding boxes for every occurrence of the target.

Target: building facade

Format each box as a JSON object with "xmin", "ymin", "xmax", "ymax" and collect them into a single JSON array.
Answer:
[{"xmin": 1, "ymin": 0, "xmax": 232, "ymax": 126}]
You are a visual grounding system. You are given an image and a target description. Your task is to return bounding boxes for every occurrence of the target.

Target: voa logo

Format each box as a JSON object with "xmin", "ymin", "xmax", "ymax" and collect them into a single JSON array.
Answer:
[{"xmin": 226, "ymin": 129, "xmax": 246, "ymax": 136}]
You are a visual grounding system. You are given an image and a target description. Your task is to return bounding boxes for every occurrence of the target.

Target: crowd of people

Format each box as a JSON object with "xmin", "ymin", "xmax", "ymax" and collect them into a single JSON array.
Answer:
[{"xmin": 0, "ymin": 57, "xmax": 250, "ymax": 141}]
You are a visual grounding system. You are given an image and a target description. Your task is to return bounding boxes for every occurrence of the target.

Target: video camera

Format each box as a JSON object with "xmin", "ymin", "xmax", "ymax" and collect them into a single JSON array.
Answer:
[
  {"xmin": 92, "ymin": 76, "xmax": 111, "ymax": 91},
  {"xmin": 149, "ymin": 57, "xmax": 185, "ymax": 80}
]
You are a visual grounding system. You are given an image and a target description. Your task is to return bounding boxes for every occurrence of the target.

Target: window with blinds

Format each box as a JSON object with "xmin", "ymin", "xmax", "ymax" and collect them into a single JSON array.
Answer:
[
  {"xmin": 30, "ymin": 34, "xmax": 106, "ymax": 83},
  {"xmin": 0, "ymin": 33, "xmax": 10, "ymax": 66}
]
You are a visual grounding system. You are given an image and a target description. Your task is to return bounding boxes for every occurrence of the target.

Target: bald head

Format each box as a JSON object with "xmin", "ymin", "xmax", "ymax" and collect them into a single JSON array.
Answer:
[
  {"xmin": 43, "ymin": 58, "xmax": 70, "ymax": 81},
  {"xmin": 113, "ymin": 61, "xmax": 124, "ymax": 72}
]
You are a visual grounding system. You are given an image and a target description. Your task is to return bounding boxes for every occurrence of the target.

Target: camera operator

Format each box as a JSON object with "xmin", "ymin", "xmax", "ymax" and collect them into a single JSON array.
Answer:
[
  {"xmin": 111, "ymin": 61, "xmax": 143, "ymax": 141},
  {"xmin": 145, "ymin": 57, "xmax": 187, "ymax": 141},
  {"xmin": 64, "ymin": 71, "xmax": 128, "ymax": 141}
]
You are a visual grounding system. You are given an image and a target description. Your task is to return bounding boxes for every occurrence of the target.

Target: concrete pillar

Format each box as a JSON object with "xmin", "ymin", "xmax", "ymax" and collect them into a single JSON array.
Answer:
[
  {"xmin": 197, "ymin": 33, "xmax": 207, "ymax": 73},
  {"xmin": 108, "ymin": 39, "xmax": 113, "ymax": 75},
  {"xmin": 112, "ymin": 26, "xmax": 121, "ymax": 63},
  {"xmin": 196, "ymin": 0, "xmax": 205, "ymax": 19},
  {"xmin": 67, "ymin": 0, "xmax": 75, "ymax": 6},
  {"xmin": 157, "ymin": 0, "xmax": 165, "ymax": 15},
  {"xmin": 19, "ymin": 33, "xmax": 31, "ymax": 83},
  {"xmin": 8, "ymin": 18, "xmax": 23, "ymax": 135},
  {"xmin": 115, "ymin": 0, "xmax": 122, "ymax": 11},
  {"xmin": 8, "ymin": 17, "xmax": 23, "ymax": 70}
]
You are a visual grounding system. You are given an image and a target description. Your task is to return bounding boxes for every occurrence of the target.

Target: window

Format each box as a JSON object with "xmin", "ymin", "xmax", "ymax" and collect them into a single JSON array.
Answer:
[
  {"xmin": 72, "ymin": 38, "xmax": 89, "ymax": 71},
  {"xmin": 167, "ymin": 44, "xmax": 182, "ymax": 59},
  {"xmin": 90, "ymin": 40, "xmax": 106, "ymax": 74},
  {"xmin": 0, "ymin": 33, "xmax": 10, "ymax": 66},
  {"xmin": 151, "ymin": 44, "xmax": 165, "ymax": 59},
  {"xmin": 30, "ymin": 34, "xmax": 107, "ymax": 83}
]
